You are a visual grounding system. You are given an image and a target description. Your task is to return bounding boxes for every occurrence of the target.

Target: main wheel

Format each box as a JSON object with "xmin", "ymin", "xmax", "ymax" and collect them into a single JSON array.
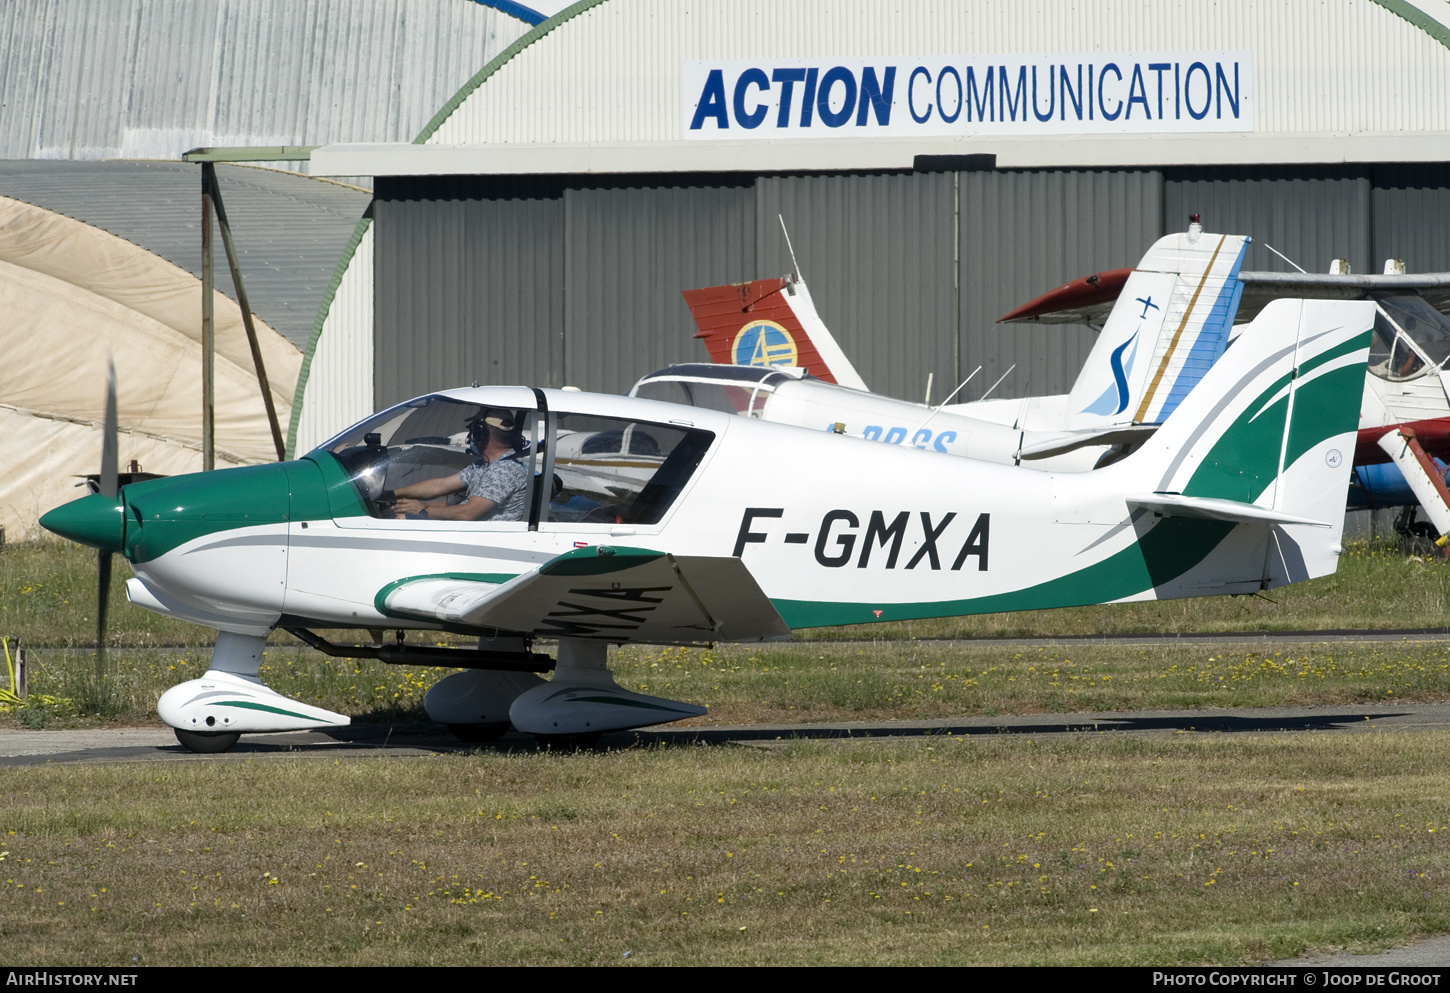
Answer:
[
  {"xmin": 533, "ymin": 732, "xmax": 602, "ymax": 751},
  {"xmin": 174, "ymin": 728, "xmax": 241, "ymax": 753},
  {"xmin": 447, "ymin": 722, "xmax": 510, "ymax": 743}
]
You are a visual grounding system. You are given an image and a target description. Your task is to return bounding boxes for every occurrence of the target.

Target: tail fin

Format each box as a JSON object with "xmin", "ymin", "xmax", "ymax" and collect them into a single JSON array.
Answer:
[
  {"xmin": 1120, "ymin": 298, "xmax": 1374, "ymax": 588},
  {"xmin": 1065, "ymin": 231, "xmax": 1249, "ymax": 431},
  {"xmin": 682, "ymin": 277, "xmax": 869, "ymax": 391}
]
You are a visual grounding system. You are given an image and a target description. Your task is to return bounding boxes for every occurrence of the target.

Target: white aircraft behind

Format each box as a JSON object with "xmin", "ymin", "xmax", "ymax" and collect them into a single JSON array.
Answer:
[
  {"xmin": 640, "ymin": 221, "xmax": 1246, "ymax": 471},
  {"xmin": 41, "ymin": 297, "xmax": 1372, "ymax": 752},
  {"xmin": 655, "ymin": 226, "xmax": 1450, "ymax": 549}
]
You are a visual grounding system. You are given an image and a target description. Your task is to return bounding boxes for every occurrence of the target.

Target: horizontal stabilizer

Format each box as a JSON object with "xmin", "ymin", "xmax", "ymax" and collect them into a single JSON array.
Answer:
[
  {"xmin": 1127, "ymin": 493, "xmax": 1331, "ymax": 528},
  {"xmin": 1019, "ymin": 423, "xmax": 1160, "ymax": 460},
  {"xmin": 997, "ymin": 268, "xmax": 1132, "ymax": 327},
  {"xmin": 382, "ymin": 545, "xmax": 789, "ymax": 644}
]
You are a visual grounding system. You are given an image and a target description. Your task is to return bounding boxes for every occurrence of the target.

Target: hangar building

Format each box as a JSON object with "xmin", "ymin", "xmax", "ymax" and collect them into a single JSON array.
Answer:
[{"xmin": 299, "ymin": 0, "xmax": 1450, "ymax": 460}]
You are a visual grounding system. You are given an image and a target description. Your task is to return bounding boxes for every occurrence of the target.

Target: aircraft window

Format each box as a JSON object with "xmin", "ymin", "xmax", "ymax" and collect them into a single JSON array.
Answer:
[
  {"xmin": 1389, "ymin": 335, "xmax": 1427, "ymax": 381},
  {"xmin": 546, "ymin": 414, "xmax": 714, "ymax": 526},
  {"xmin": 320, "ymin": 396, "xmax": 539, "ymax": 521},
  {"xmin": 1378, "ymin": 295, "xmax": 1450, "ymax": 369},
  {"xmin": 1368, "ymin": 313, "xmax": 1394, "ymax": 373},
  {"xmin": 1369, "ymin": 296, "xmax": 1450, "ymax": 381}
]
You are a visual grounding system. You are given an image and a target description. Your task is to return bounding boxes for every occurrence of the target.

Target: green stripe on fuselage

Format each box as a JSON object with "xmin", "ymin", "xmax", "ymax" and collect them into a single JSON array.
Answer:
[
  {"xmin": 777, "ymin": 331, "xmax": 1369, "ymax": 630},
  {"xmin": 774, "ymin": 516, "xmax": 1234, "ymax": 629}
]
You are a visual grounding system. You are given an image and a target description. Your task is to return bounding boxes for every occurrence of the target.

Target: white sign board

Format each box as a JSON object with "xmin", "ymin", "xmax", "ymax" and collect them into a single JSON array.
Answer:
[{"xmin": 684, "ymin": 53, "xmax": 1253, "ymax": 138}]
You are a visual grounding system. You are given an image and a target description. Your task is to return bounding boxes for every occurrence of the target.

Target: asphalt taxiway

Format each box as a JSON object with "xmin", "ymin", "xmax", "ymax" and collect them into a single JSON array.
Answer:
[{"xmin": 6, "ymin": 700, "xmax": 1450, "ymax": 767}]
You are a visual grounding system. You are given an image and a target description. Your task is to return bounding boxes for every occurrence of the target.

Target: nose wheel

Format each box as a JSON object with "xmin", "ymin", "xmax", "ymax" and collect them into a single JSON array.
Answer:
[{"xmin": 174, "ymin": 728, "xmax": 241, "ymax": 753}]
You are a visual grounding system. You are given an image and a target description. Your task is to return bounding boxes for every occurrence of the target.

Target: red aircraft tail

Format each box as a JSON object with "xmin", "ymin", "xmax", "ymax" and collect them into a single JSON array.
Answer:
[{"xmin": 681, "ymin": 276, "xmax": 868, "ymax": 390}]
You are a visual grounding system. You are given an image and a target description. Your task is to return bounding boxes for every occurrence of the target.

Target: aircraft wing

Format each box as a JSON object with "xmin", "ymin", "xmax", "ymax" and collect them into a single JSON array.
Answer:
[
  {"xmin": 1235, "ymin": 272, "xmax": 1450, "ymax": 322},
  {"xmin": 1127, "ymin": 493, "xmax": 1331, "ymax": 528},
  {"xmin": 1001, "ymin": 269, "xmax": 1450, "ymax": 325},
  {"xmin": 381, "ymin": 545, "xmax": 790, "ymax": 644}
]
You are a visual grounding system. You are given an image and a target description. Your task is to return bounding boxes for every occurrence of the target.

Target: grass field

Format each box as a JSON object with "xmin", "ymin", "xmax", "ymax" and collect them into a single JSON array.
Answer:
[
  {"xmin": 4, "ymin": 538, "xmax": 1450, "ymax": 965},
  {"xmin": 3, "ymin": 734, "xmax": 1449, "ymax": 966}
]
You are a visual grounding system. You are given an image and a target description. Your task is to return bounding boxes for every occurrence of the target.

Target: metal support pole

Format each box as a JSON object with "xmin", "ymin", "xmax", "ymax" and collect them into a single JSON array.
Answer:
[
  {"xmin": 210, "ymin": 168, "xmax": 287, "ymax": 462},
  {"xmin": 201, "ymin": 164, "xmax": 216, "ymax": 471}
]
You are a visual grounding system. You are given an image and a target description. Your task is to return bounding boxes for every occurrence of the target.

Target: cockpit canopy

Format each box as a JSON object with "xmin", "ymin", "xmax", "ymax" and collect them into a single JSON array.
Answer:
[
  {"xmin": 318, "ymin": 392, "xmax": 715, "ymax": 526},
  {"xmin": 630, "ymin": 363, "xmax": 811, "ymax": 417},
  {"xmin": 1369, "ymin": 294, "xmax": 1450, "ymax": 382}
]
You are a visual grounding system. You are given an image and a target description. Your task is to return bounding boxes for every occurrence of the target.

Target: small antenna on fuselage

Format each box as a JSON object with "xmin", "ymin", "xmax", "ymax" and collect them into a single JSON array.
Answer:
[
  {"xmin": 779, "ymin": 214, "xmax": 803, "ymax": 283},
  {"xmin": 908, "ymin": 366, "xmax": 982, "ymax": 439}
]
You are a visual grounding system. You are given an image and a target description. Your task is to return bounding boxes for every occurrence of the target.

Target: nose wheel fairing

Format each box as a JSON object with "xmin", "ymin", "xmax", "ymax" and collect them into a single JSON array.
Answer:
[{"xmin": 159, "ymin": 632, "xmax": 349, "ymax": 752}]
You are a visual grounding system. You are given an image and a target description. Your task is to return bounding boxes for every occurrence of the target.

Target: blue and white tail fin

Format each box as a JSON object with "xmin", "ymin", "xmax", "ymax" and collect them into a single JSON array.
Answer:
[
  {"xmin": 1115, "ymin": 298, "xmax": 1374, "ymax": 590},
  {"xmin": 1067, "ymin": 229, "xmax": 1249, "ymax": 432}
]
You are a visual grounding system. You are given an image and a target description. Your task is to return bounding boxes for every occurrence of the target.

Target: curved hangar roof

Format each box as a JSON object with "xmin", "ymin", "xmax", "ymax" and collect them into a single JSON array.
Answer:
[
  {"xmin": 0, "ymin": 161, "xmax": 370, "ymax": 352},
  {"xmin": 0, "ymin": 195, "xmax": 297, "ymax": 540},
  {"xmin": 318, "ymin": 0, "xmax": 1450, "ymax": 172},
  {"xmin": 0, "ymin": 0, "xmax": 532, "ymax": 167},
  {"xmin": 0, "ymin": 162, "xmax": 370, "ymax": 537}
]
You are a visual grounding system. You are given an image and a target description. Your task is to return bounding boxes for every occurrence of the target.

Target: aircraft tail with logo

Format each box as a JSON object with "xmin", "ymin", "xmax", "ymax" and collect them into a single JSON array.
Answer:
[
  {"xmin": 1108, "ymin": 296, "xmax": 1374, "ymax": 591},
  {"xmin": 1043, "ymin": 227, "xmax": 1251, "ymax": 432},
  {"xmin": 682, "ymin": 276, "xmax": 870, "ymax": 391}
]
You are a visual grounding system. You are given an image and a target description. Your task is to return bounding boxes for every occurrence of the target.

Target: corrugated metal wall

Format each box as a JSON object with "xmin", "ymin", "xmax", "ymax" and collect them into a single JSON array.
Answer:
[
  {"xmin": 374, "ymin": 178, "xmax": 565, "ymax": 407},
  {"xmin": 431, "ymin": 0, "xmax": 1450, "ymax": 144},
  {"xmin": 295, "ymin": 220, "xmax": 375, "ymax": 454},
  {"xmin": 370, "ymin": 163, "xmax": 1450, "ymax": 409},
  {"xmin": 0, "ymin": 160, "xmax": 369, "ymax": 351},
  {"xmin": 1372, "ymin": 164, "xmax": 1450, "ymax": 275},
  {"xmin": 1165, "ymin": 167, "xmax": 1373, "ymax": 275},
  {"xmin": 960, "ymin": 169, "xmax": 1163, "ymax": 401},
  {"xmin": 563, "ymin": 181, "xmax": 756, "ymax": 390},
  {"xmin": 0, "ymin": 0, "xmax": 529, "ymax": 165},
  {"xmin": 756, "ymin": 173, "xmax": 957, "ymax": 399}
]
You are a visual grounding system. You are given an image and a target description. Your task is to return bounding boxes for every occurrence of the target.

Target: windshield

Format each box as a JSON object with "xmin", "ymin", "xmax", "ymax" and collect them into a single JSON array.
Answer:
[{"xmin": 321, "ymin": 395, "xmax": 540, "ymax": 521}]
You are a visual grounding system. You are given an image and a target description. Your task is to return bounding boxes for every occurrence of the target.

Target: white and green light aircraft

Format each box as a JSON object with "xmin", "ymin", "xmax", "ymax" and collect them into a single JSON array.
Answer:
[{"xmin": 42, "ymin": 297, "xmax": 1373, "ymax": 752}]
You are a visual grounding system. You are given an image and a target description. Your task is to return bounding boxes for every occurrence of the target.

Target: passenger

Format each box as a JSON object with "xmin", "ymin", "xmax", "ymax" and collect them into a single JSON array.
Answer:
[{"xmin": 392, "ymin": 408, "xmax": 530, "ymax": 521}]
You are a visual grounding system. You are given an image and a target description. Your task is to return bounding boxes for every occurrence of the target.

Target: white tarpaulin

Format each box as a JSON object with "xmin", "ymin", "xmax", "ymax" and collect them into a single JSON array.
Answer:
[{"xmin": 0, "ymin": 196, "xmax": 301, "ymax": 538}]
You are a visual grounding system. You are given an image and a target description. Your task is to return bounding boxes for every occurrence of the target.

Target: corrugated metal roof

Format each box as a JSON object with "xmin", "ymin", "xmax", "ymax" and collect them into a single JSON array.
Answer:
[
  {"xmin": 429, "ymin": 0, "xmax": 1450, "ymax": 146},
  {"xmin": 0, "ymin": 160, "xmax": 370, "ymax": 350},
  {"xmin": 0, "ymin": 0, "xmax": 530, "ymax": 166}
]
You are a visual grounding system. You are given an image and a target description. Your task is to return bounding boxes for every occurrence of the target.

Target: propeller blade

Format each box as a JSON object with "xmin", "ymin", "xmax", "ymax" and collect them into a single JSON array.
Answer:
[
  {"xmin": 100, "ymin": 358, "xmax": 118, "ymax": 499},
  {"xmin": 97, "ymin": 358, "xmax": 118, "ymax": 682},
  {"xmin": 97, "ymin": 550, "xmax": 112, "ymax": 680}
]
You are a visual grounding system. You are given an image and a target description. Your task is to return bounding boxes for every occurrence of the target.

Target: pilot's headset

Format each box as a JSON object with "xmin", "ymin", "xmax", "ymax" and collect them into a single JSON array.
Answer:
[{"xmin": 468, "ymin": 408, "xmax": 523, "ymax": 456}]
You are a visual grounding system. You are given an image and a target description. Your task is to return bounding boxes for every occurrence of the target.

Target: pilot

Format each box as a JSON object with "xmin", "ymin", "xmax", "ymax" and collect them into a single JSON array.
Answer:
[{"xmin": 392, "ymin": 408, "xmax": 530, "ymax": 522}]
